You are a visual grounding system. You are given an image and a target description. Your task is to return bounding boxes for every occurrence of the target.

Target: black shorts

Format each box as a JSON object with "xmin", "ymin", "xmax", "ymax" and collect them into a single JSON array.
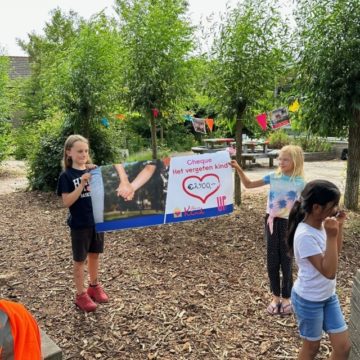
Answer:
[{"xmin": 70, "ymin": 227, "xmax": 104, "ymax": 262}]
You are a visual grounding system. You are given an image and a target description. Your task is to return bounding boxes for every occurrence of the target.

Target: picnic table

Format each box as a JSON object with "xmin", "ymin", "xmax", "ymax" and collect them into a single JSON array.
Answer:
[
  {"xmin": 242, "ymin": 140, "xmax": 269, "ymax": 153},
  {"xmin": 203, "ymin": 138, "xmax": 235, "ymax": 149}
]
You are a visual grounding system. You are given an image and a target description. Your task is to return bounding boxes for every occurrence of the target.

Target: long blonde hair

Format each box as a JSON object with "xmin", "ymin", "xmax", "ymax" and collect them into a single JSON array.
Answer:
[
  {"xmin": 62, "ymin": 134, "xmax": 91, "ymax": 169},
  {"xmin": 275, "ymin": 144, "xmax": 304, "ymax": 178}
]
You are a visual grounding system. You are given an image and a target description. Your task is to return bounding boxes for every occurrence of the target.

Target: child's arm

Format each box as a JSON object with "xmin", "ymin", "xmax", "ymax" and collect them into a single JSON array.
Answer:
[
  {"xmin": 131, "ymin": 164, "xmax": 156, "ymax": 191},
  {"xmin": 230, "ymin": 160, "xmax": 265, "ymax": 188},
  {"xmin": 61, "ymin": 173, "xmax": 91, "ymax": 208},
  {"xmin": 335, "ymin": 210, "xmax": 346, "ymax": 254},
  {"xmin": 114, "ymin": 164, "xmax": 135, "ymax": 200},
  {"xmin": 308, "ymin": 218, "xmax": 339, "ymax": 279}
]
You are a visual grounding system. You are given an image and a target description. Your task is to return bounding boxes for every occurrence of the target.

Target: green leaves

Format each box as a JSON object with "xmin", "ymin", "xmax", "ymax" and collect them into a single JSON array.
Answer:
[
  {"xmin": 208, "ymin": 0, "xmax": 289, "ymax": 121},
  {"xmin": 115, "ymin": 0, "xmax": 194, "ymax": 112},
  {"xmin": 295, "ymin": 0, "xmax": 360, "ymax": 135}
]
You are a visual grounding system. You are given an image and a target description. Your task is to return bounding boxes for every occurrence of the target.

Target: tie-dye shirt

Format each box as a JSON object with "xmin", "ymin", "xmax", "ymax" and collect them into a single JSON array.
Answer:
[{"xmin": 263, "ymin": 172, "xmax": 305, "ymax": 220}]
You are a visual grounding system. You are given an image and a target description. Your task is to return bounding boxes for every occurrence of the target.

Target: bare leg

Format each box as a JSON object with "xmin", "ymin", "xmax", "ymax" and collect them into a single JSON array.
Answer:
[
  {"xmin": 298, "ymin": 339, "xmax": 320, "ymax": 360},
  {"xmin": 73, "ymin": 261, "xmax": 86, "ymax": 295},
  {"xmin": 88, "ymin": 252, "xmax": 100, "ymax": 285},
  {"xmin": 329, "ymin": 330, "xmax": 351, "ymax": 360}
]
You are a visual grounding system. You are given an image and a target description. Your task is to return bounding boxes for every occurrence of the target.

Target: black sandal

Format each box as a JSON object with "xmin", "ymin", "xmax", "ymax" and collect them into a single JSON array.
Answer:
[{"xmin": 266, "ymin": 302, "xmax": 280, "ymax": 315}]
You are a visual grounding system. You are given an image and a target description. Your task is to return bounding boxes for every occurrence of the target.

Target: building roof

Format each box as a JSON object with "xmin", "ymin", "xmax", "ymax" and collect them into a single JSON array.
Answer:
[{"xmin": 8, "ymin": 56, "xmax": 31, "ymax": 79}]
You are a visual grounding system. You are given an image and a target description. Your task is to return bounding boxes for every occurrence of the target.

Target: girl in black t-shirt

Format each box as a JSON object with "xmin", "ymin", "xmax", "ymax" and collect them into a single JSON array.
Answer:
[{"xmin": 57, "ymin": 135, "xmax": 132, "ymax": 312}]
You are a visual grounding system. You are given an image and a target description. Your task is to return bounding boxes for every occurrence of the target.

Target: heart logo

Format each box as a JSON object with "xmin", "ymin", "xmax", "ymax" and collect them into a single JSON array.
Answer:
[{"xmin": 182, "ymin": 174, "xmax": 220, "ymax": 204}]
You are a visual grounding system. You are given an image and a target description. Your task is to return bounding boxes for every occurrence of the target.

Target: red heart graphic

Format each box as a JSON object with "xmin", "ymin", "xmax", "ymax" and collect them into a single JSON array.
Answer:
[{"xmin": 182, "ymin": 174, "xmax": 220, "ymax": 204}]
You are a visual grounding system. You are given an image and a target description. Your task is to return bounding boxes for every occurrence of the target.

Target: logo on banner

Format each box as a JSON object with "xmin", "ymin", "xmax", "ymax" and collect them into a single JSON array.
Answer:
[
  {"xmin": 173, "ymin": 208, "xmax": 182, "ymax": 218},
  {"xmin": 182, "ymin": 174, "xmax": 220, "ymax": 204}
]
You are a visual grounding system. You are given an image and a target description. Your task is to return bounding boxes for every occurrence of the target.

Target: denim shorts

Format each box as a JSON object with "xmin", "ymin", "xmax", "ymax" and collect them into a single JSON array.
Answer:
[{"xmin": 291, "ymin": 290, "xmax": 347, "ymax": 341}]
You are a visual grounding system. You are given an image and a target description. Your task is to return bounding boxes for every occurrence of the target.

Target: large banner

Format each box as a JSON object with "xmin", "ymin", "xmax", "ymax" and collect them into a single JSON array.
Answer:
[{"xmin": 90, "ymin": 151, "xmax": 233, "ymax": 232}]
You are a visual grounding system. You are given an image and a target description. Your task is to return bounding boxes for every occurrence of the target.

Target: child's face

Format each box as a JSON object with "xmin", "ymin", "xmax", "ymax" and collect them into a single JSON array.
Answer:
[
  {"xmin": 314, "ymin": 201, "xmax": 339, "ymax": 221},
  {"xmin": 278, "ymin": 152, "xmax": 294, "ymax": 175},
  {"xmin": 67, "ymin": 141, "xmax": 89, "ymax": 168}
]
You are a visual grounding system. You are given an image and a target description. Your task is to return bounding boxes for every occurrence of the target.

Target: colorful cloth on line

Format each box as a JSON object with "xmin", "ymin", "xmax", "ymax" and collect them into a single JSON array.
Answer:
[{"xmin": 263, "ymin": 172, "xmax": 305, "ymax": 233}]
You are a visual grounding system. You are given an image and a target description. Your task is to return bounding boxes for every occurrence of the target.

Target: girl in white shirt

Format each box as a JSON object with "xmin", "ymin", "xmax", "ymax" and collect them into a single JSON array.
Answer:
[{"xmin": 287, "ymin": 180, "xmax": 351, "ymax": 360}]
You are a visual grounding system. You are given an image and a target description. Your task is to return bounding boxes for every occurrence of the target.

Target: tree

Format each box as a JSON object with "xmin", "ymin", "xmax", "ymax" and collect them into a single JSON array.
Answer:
[
  {"xmin": 209, "ymin": 0, "xmax": 289, "ymax": 204},
  {"xmin": 18, "ymin": 8, "xmax": 80, "ymax": 122},
  {"xmin": 19, "ymin": 10, "xmax": 127, "ymax": 190},
  {"xmin": 115, "ymin": 0, "xmax": 194, "ymax": 159},
  {"xmin": 295, "ymin": 0, "xmax": 360, "ymax": 210},
  {"xmin": 50, "ymin": 14, "xmax": 124, "ymax": 139}
]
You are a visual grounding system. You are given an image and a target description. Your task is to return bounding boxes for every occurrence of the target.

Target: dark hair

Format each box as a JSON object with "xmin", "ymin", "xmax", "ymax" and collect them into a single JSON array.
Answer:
[{"xmin": 287, "ymin": 180, "xmax": 341, "ymax": 254}]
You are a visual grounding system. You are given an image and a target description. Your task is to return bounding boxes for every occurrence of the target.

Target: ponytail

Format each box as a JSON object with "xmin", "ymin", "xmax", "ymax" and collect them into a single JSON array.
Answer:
[{"xmin": 287, "ymin": 199, "xmax": 306, "ymax": 256}]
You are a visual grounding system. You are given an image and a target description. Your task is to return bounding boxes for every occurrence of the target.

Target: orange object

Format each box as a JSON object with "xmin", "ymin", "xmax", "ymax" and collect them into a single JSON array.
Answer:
[
  {"xmin": 0, "ymin": 300, "xmax": 42, "ymax": 360},
  {"xmin": 205, "ymin": 118, "xmax": 214, "ymax": 131},
  {"xmin": 115, "ymin": 114, "xmax": 126, "ymax": 120}
]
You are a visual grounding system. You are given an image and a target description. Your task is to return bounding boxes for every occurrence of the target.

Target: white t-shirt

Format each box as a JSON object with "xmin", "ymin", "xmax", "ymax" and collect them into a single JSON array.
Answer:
[{"xmin": 293, "ymin": 222, "xmax": 336, "ymax": 301}]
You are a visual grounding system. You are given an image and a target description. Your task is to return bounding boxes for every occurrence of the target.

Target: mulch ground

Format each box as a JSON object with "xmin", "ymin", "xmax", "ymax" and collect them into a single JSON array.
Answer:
[{"xmin": 0, "ymin": 190, "xmax": 359, "ymax": 360}]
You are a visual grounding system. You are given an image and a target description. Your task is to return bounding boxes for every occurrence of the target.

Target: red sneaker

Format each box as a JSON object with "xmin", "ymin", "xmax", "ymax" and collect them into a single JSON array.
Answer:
[
  {"xmin": 87, "ymin": 284, "xmax": 109, "ymax": 303},
  {"xmin": 75, "ymin": 292, "xmax": 97, "ymax": 312}
]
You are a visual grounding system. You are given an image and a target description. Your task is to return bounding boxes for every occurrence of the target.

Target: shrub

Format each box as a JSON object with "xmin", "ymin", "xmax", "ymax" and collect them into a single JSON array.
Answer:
[
  {"xmin": 292, "ymin": 136, "xmax": 332, "ymax": 152},
  {"xmin": 13, "ymin": 125, "xmax": 39, "ymax": 160},
  {"xmin": 164, "ymin": 123, "xmax": 195, "ymax": 152},
  {"xmin": 268, "ymin": 129, "xmax": 291, "ymax": 149},
  {"xmin": 28, "ymin": 117, "xmax": 120, "ymax": 191},
  {"xmin": 0, "ymin": 120, "xmax": 13, "ymax": 163},
  {"xmin": 27, "ymin": 119, "xmax": 64, "ymax": 191}
]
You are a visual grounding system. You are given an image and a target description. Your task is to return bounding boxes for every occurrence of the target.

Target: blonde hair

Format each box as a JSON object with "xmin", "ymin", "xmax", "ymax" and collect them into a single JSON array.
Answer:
[
  {"xmin": 275, "ymin": 144, "xmax": 304, "ymax": 178},
  {"xmin": 62, "ymin": 134, "xmax": 91, "ymax": 169}
]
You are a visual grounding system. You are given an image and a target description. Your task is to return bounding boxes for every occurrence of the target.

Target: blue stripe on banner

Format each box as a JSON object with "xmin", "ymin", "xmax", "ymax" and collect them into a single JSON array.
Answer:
[
  {"xmin": 95, "ymin": 205, "xmax": 233, "ymax": 232},
  {"xmin": 96, "ymin": 214, "xmax": 165, "ymax": 232},
  {"xmin": 165, "ymin": 204, "xmax": 233, "ymax": 223}
]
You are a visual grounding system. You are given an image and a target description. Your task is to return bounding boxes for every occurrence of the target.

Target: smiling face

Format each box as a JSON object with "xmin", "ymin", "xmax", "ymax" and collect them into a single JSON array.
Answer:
[
  {"xmin": 66, "ymin": 140, "xmax": 89, "ymax": 169},
  {"xmin": 277, "ymin": 151, "xmax": 294, "ymax": 176}
]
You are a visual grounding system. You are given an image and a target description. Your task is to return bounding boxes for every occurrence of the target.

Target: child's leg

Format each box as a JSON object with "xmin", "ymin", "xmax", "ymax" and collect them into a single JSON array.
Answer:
[
  {"xmin": 291, "ymin": 291, "xmax": 323, "ymax": 359},
  {"xmin": 265, "ymin": 219, "xmax": 281, "ymax": 297},
  {"xmin": 87, "ymin": 252, "xmax": 109, "ymax": 303},
  {"xmin": 328, "ymin": 331, "xmax": 351, "ymax": 360},
  {"xmin": 88, "ymin": 253, "xmax": 99, "ymax": 285},
  {"xmin": 298, "ymin": 339, "xmax": 320, "ymax": 360},
  {"xmin": 73, "ymin": 261, "xmax": 86, "ymax": 294},
  {"xmin": 324, "ymin": 294, "xmax": 351, "ymax": 359}
]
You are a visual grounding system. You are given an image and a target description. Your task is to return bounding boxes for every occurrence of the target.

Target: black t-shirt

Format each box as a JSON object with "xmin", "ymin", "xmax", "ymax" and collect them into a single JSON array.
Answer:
[{"xmin": 57, "ymin": 168, "xmax": 95, "ymax": 229}]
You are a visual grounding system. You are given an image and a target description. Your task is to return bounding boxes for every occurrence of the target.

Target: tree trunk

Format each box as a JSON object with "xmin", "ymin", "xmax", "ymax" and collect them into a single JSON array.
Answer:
[
  {"xmin": 150, "ymin": 114, "xmax": 158, "ymax": 159},
  {"xmin": 234, "ymin": 116, "xmax": 243, "ymax": 206},
  {"xmin": 344, "ymin": 109, "xmax": 360, "ymax": 210}
]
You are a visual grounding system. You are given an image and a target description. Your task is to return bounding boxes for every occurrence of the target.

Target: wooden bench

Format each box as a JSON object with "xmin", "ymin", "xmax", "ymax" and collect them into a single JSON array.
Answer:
[{"xmin": 234, "ymin": 150, "xmax": 279, "ymax": 168}]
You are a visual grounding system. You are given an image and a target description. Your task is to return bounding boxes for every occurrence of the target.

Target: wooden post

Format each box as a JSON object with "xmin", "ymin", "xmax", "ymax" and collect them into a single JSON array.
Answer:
[{"xmin": 349, "ymin": 269, "xmax": 360, "ymax": 359}]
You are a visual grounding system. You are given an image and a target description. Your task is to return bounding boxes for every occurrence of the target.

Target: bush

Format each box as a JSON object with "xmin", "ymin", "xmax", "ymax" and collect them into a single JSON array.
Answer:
[
  {"xmin": 164, "ymin": 123, "xmax": 195, "ymax": 152},
  {"xmin": 28, "ymin": 117, "xmax": 120, "ymax": 191},
  {"xmin": 13, "ymin": 125, "xmax": 39, "ymax": 160},
  {"xmin": 292, "ymin": 136, "xmax": 332, "ymax": 152},
  {"xmin": 268, "ymin": 129, "xmax": 291, "ymax": 149},
  {"xmin": 0, "ymin": 119, "xmax": 13, "ymax": 163},
  {"xmin": 27, "ymin": 119, "xmax": 64, "ymax": 191}
]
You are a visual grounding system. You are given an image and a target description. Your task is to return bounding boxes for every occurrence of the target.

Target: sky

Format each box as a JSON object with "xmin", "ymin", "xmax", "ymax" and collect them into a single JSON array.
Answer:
[{"xmin": 0, "ymin": 0, "xmax": 239, "ymax": 56}]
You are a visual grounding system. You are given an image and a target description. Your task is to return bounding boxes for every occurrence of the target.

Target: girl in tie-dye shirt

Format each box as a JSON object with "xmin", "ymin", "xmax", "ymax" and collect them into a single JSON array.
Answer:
[{"xmin": 231, "ymin": 145, "xmax": 305, "ymax": 316}]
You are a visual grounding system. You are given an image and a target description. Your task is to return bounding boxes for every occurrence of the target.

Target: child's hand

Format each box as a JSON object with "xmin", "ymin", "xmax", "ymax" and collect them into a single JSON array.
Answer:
[
  {"xmin": 324, "ymin": 217, "xmax": 339, "ymax": 239},
  {"xmin": 116, "ymin": 181, "xmax": 135, "ymax": 201},
  {"xmin": 81, "ymin": 173, "xmax": 91, "ymax": 185},
  {"xmin": 335, "ymin": 210, "xmax": 346, "ymax": 226},
  {"xmin": 230, "ymin": 160, "xmax": 241, "ymax": 170},
  {"xmin": 85, "ymin": 164, "xmax": 97, "ymax": 170}
]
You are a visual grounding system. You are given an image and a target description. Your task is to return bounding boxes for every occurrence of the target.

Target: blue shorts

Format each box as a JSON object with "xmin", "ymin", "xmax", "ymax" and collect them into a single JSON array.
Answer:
[{"xmin": 291, "ymin": 290, "xmax": 347, "ymax": 341}]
